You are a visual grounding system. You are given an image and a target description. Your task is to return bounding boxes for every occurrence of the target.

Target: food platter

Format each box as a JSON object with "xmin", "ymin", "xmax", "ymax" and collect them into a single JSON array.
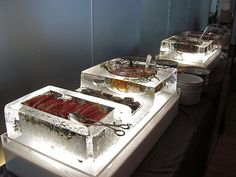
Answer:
[
  {"xmin": 2, "ymin": 56, "xmax": 179, "ymax": 177},
  {"xmin": 156, "ymin": 59, "xmax": 178, "ymax": 68},
  {"xmin": 183, "ymin": 66, "xmax": 210, "ymax": 92},
  {"xmin": 177, "ymin": 73, "xmax": 203, "ymax": 105},
  {"xmin": 22, "ymin": 91, "xmax": 111, "ymax": 122},
  {"xmin": 80, "ymin": 87, "xmax": 141, "ymax": 113},
  {"xmin": 101, "ymin": 58, "xmax": 157, "ymax": 78},
  {"xmin": 159, "ymin": 31, "xmax": 221, "ymax": 68}
]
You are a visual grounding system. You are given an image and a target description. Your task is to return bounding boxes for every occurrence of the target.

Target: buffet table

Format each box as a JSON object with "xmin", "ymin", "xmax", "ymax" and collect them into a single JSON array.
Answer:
[
  {"xmin": 159, "ymin": 31, "xmax": 222, "ymax": 69},
  {"xmin": 0, "ymin": 52, "xmax": 226, "ymax": 177},
  {"xmin": 132, "ymin": 52, "xmax": 227, "ymax": 177},
  {"xmin": 0, "ymin": 91, "xmax": 180, "ymax": 177},
  {"xmin": 132, "ymin": 97, "xmax": 212, "ymax": 177},
  {"xmin": 0, "ymin": 58, "xmax": 180, "ymax": 177},
  {"xmin": 0, "ymin": 95, "xmax": 215, "ymax": 177},
  {"xmin": 160, "ymin": 48, "xmax": 221, "ymax": 69}
]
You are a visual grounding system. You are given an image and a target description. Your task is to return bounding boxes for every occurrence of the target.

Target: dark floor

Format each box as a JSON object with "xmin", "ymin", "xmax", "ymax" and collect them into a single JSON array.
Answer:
[{"xmin": 204, "ymin": 56, "xmax": 236, "ymax": 177}]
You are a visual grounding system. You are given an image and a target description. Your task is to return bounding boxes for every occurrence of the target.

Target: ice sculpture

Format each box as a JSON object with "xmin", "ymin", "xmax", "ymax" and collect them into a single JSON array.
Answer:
[
  {"xmin": 159, "ymin": 31, "xmax": 221, "ymax": 67},
  {"xmin": 2, "ymin": 58, "xmax": 179, "ymax": 177},
  {"xmin": 5, "ymin": 86, "xmax": 131, "ymax": 159},
  {"xmin": 80, "ymin": 58, "xmax": 176, "ymax": 99},
  {"xmin": 79, "ymin": 58, "xmax": 177, "ymax": 124}
]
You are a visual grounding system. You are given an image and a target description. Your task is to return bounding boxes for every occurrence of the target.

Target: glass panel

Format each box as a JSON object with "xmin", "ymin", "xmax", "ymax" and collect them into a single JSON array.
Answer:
[
  {"xmin": 140, "ymin": 0, "xmax": 170, "ymax": 55},
  {"xmin": 169, "ymin": 0, "xmax": 189, "ymax": 35},
  {"xmin": 93, "ymin": 0, "xmax": 142, "ymax": 64},
  {"xmin": 0, "ymin": 0, "xmax": 92, "ymax": 90},
  {"xmin": 188, "ymin": 0, "xmax": 211, "ymax": 30}
]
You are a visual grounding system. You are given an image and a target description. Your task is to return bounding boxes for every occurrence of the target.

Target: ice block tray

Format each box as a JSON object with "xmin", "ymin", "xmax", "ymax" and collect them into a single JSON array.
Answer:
[
  {"xmin": 160, "ymin": 31, "xmax": 220, "ymax": 55},
  {"xmin": 4, "ymin": 86, "xmax": 131, "ymax": 159}
]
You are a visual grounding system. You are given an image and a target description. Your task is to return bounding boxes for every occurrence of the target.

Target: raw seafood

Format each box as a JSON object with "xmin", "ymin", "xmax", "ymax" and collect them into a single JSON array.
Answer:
[
  {"xmin": 22, "ymin": 92, "xmax": 108, "ymax": 122},
  {"xmin": 81, "ymin": 88, "xmax": 140, "ymax": 113},
  {"xmin": 101, "ymin": 58, "xmax": 156, "ymax": 78},
  {"xmin": 109, "ymin": 65, "xmax": 156, "ymax": 78}
]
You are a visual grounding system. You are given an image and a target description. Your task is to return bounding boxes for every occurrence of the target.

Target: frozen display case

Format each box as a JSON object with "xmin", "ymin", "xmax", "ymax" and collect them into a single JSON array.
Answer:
[
  {"xmin": 1, "ymin": 58, "xmax": 180, "ymax": 177},
  {"xmin": 79, "ymin": 58, "xmax": 177, "ymax": 125},
  {"xmin": 4, "ymin": 86, "xmax": 131, "ymax": 159},
  {"xmin": 159, "ymin": 31, "xmax": 222, "ymax": 67}
]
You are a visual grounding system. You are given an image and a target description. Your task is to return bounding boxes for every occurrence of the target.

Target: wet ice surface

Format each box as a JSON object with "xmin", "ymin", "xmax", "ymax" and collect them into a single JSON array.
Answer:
[
  {"xmin": 3, "ymin": 61, "xmax": 178, "ymax": 176},
  {"xmin": 3, "ymin": 90, "xmax": 175, "ymax": 176},
  {"xmin": 159, "ymin": 32, "xmax": 222, "ymax": 67},
  {"xmin": 5, "ymin": 86, "xmax": 131, "ymax": 159}
]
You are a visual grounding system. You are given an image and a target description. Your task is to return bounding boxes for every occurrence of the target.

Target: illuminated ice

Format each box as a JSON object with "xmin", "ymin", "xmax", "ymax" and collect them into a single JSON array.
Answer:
[
  {"xmin": 79, "ymin": 58, "xmax": 177, "ymax": 125},
  {"xmin": 2, "ymin": 59, "xmax": 180, "ymax": 176},
  {"xmin": 159, "ymin": 31, "xmax": 221, "ymax": 67},
  {"xmin": 5, "ymin": 86, "xmax": 131, "ymax": 159},
  {"xmin": 81, "ymin": 59, "xmax": 176, "ymax": 98}
]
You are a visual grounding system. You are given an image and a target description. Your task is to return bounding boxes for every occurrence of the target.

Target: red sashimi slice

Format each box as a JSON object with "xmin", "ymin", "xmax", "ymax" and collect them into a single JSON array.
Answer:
[
  {"xmin": 36, "ymin": 98, "xmax": 58, "ymax": 110},
  {"xmin": 72, "ymin": 103, "xmax": 91, "ymax": 114},
  {"xmin": 32, "ymin": 95, "xmax": 54, "ymax": 108},
  {"xmin": 23, "ymin": 95, "xmax": 44, "ymax": 106},
  {"xmin": 85, "ymin": 112, "xmax": 106, "ymax": 122},
  {"xmin": 58, "ymin": 103, "xmax": 78, "ymax": 118},
  {"xmin": 58, "ymin": 101, "xmax": 78, "ymax": 112},
  {"xmin": 57, "ymin": 110, "xmax": 68, "ymax": 118},
  {"xmin": 58, "ymin": 110, "xmax": 69, "ymax": 118},
  {"xmin": 79, "ymin": 104, "xmax": 97, "ymax": 116},
  {"xmin": 91, "ymin": 112, "xmax": 106, "ymax": 121},
  {"xmin": 45, "ymin": 108, "xmax": 59, "ymax": 116},
  {"xmin": 62, "ymin": 103, "xmax": 78, "ymax": 113},
  {"xmin": 44, "ymin": 100, "xmax": 63, "ymax": 112},
  {"xmin": 67, "ymin": 103, "xmax": 83, "ymax": 113},
  {"xmin": 86, "ymin": 108, "xmax": 104, "ymax": 118},
  {"xmin": 24, "ymin": 94, "xmax": 109, "ymax": 122}
]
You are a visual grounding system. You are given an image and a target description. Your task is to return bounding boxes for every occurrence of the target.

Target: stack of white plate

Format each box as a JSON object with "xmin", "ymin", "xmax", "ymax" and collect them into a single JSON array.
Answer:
[
  {"xmin": 156, "ymin": 59, "xmax": 178, "ymax": 68},
  {"xmin": 178, "ymin": 73, "xmax": 203, "ymax": 105},
  {"xmin": 183, "ymin": 66, "xmax": 210, "ymax": 93}
]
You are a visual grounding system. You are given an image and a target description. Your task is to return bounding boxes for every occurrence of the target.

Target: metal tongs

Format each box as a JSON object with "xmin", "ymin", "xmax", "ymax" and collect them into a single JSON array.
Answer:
[{"xmin": 68, "ymin": 113, "xmax": 131, "ymax": 136}]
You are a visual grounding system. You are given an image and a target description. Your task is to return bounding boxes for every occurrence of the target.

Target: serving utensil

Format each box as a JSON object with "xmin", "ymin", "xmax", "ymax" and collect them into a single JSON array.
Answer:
[{"xmin": 68, "ymin": 113, "xmax": 131, "ymax": 136}]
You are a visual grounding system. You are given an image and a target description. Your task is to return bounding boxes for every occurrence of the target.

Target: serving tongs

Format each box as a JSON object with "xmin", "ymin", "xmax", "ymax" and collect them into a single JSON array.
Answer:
[{"xmin": 68, "ymin": 113, "xmax": 131, "ymax": 136}]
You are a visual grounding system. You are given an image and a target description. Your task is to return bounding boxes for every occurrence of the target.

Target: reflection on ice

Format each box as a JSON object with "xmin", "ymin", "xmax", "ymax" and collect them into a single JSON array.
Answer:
[
  {"xmin": 159, "ymin": 31, "xmax": 221, "ymax": 67},
  {"xmin": 5, "ymin": 86, "xmax": 131, "ymax": 159},
  {"xmin": 2, "ymin": 58, "xmax": 179, "ymax": 176}
]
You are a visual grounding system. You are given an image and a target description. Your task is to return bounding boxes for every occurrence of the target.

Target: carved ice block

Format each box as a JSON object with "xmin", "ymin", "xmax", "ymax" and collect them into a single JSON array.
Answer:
[{"xmin": 5, "ymin": 86, "xmax": 131, "ymax": 159}]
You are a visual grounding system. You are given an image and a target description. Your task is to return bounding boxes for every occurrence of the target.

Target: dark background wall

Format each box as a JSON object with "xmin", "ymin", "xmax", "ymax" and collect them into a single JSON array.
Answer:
[
  {"xmin": 0, "ymin": 0, "xmax": 210, "ymax": 133},
  {"xmin": 93, "ymin": 0, "xmax": 142, "ymax": 64},
  {"xmin": 140, "ymin": 0, "xmax": 211, "ymax": 55}
]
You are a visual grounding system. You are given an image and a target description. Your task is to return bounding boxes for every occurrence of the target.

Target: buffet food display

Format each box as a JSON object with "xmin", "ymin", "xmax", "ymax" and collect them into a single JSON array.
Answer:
[
  {"xmin": 1, "ymin": 57, "xmax": 180, "ymax": 177},
  {"xmin": 79, "ymin": 58, "xmax": 177, "ymax": 124},
  {"xmin": 4, "ymin": 86, "xmax": 132, "ymax": 159},
  {"xmin": 159, "ymin": 31, "xmax": 222, "ymax": 67}
]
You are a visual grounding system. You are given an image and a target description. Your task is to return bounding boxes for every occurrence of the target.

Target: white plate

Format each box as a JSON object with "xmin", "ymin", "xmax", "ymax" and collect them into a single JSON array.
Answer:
[
  {"xmin": 181, "ymin": 92, "xmax": 201, "ymax": 97},
  {"xmin": 184, "ymin": 66, "xmax": 210, "ymax": 76},
  {"xmin": 156, "ymin": 60, "xmax": 178, "ymax": 68},
  {"xmin": 178, "ymin": 83, "xmax": 203, "ymax": 90},
  {"xmin": 178, "ymin": 85, "xmax": 203, "ymax": 93},
  {"xmin": 180, "ymin": 86, "xmax": 202, "ymax": 92},
  {"xmin": 178, "ymin": 73, "xmax": 203, "ymax": 85},
  {"xmin": 180, "ymin": 97, "xmax": 200, "ymax": 105}
]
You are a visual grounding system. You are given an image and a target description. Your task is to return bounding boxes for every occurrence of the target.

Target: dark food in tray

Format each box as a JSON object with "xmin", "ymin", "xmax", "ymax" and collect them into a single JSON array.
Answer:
[
  {"xmin": 109, "ymin": 65, "xmax": 156, "ymax": 78},
  {"xmin": 173, "ymin": 43, "xmax": 200, "ymax": 53},
  {"xmin": 81, "ymin": 88, "xmax": 140, "ymax": 113},
  {"xmin": 107, "ymin": 79, "xmax": 146, "ymax": 93},
  {"xmin": 170, "ymin": 36, "xmax": 202, "ymax": 45},
  {"xmin": 101, "ymin": 58, "xmax": 156, "ymax": 78},
  {"xmin": 182, "ymin": 31, "xmax": 217, "ymax": 40},
  {"xmin": 22, "ymin": 91, "xmax": 110, "ymax": 123},
  {"xmin": 169, "ymin": 35, "xmax": 214, "ymax": 53}
]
